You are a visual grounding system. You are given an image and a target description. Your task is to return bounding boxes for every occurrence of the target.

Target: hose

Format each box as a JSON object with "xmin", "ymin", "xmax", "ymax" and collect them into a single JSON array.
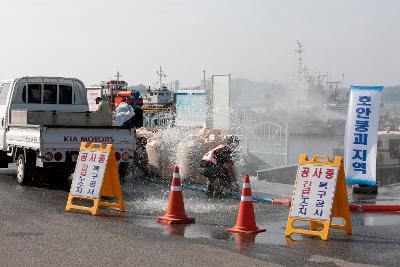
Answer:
[
  {"xmin": 349, "ymin": 204, "xmax": 400, "ymax": 212},
  {"xmin": 137, "ymin": 176, "xmax": 400, "ymax": 212},
  {"xmin": 138, "ymin": 176, "xmax": 273, "ymax": 203}
]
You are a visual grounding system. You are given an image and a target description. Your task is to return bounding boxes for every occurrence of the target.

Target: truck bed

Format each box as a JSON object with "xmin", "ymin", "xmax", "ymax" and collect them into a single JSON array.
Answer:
[
  {"xmin": 6, "ymin": 125, "xmax": 135, "ymax": 150},
  {"xmin": 10, "ymin": 110, "xmax": 113, "ymax": 127}
]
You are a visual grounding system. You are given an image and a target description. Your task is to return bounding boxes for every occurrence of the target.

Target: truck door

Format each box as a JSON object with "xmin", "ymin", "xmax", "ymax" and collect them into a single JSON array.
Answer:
[{"xmin": 0, "ymin": 82, "xmax": 11, "ymax": 150}]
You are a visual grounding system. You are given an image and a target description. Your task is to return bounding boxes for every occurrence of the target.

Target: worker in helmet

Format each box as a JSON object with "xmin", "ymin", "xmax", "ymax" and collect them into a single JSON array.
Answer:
[{"xmin": 199, "ymin": 135, "xmax": 240, "ymax": 197}]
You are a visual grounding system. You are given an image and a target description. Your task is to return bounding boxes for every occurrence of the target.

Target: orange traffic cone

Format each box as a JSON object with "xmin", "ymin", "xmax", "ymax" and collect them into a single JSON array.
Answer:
[
  {"xmin": 157, "ymin": 165, "xmax": 195, "ymax": 224},
  {"xmin": 226, "ymin": 175, "xmax": 265, "ymax": 234}
]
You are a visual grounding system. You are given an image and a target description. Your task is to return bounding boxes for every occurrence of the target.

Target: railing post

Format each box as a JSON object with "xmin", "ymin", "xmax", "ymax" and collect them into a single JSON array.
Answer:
[{"xmin": 285, "ymin": 121, "xmax": 289, "ymax": 166}]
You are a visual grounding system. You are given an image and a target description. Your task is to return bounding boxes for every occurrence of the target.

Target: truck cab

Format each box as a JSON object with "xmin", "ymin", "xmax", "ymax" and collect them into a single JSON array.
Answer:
[{"xmin": 0, "ymin": 77, "xmax": 87, "ymax": 147}]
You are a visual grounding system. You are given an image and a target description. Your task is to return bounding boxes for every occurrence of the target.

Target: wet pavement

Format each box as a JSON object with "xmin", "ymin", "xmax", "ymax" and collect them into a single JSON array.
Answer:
[{"xmin": 1, "ymin": 167, "xmax": 400, "ymax": 266}]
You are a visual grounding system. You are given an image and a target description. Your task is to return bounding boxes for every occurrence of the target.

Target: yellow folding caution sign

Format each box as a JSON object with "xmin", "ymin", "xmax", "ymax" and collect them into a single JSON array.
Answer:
[
  {"xmin": 285, "ymin": 154, "xmax": 351, "ymax": 241},
  {"xmin": 65, "ymin": 142, "xmax": 125, "ymax": 216}
]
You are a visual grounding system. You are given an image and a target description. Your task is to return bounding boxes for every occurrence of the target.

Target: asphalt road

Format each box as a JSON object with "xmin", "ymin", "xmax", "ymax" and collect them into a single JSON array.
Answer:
[{"xmin": 1, "ymin": 169, "xmax": 400, "ymax": 267}]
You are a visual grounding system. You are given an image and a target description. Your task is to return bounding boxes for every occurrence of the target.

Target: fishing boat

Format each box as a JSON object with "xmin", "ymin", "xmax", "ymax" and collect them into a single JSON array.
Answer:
[
  {"xmin": 143, "ymin": 66, "xmax": 173, "ymax": 110},
  {"xmin": 100, "ymin": 71, "xmax": 129, "ymax": 110}
]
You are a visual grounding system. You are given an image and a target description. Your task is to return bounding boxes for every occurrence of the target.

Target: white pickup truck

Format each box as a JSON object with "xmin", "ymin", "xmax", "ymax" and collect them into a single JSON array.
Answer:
[{"xmin": 0, "ymin": 77, "xmax": 136, "ymax": 185}]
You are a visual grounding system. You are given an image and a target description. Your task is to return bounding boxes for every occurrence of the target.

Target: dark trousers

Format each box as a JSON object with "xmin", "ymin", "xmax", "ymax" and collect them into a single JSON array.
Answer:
[
  {"xmin": 199, "ymin": 161, "xmax": 230, "ymax": 188},
  {"xmin": 133, "ymin": 109, "xmax": 143, "ymax": 127},
  {"xmin": 123, "ymin": 118, "xmax": 132, "ymax": 127}
]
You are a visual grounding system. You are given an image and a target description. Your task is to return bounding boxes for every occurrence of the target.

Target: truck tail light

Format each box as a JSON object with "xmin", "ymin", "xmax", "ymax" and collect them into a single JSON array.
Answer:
[
  {"xmin": 44, "ymin": 152, "xmax": 53, "ymax": 161},
  {"xmin": 115, "ymin": 152, "xmax": 121, "ymax": 161},
  {"xmin": 122, "ymin": 152, "xmax": 130, "ymax": 161},
  {"xmin": 54, "ymin": 152, "xmax": 63, "ymax": 161}
]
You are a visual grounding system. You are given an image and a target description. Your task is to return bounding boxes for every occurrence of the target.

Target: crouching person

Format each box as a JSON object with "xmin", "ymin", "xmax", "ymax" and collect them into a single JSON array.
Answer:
[{"xmin": 199, "ymin": 136, "xmax": 240, "ymax": 197}]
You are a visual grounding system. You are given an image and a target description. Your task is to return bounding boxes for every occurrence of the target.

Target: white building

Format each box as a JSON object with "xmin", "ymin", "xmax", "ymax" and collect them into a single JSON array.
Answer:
[{"xmin": 170, "ymin": 80, "xmax": 179, "ymax": 91}]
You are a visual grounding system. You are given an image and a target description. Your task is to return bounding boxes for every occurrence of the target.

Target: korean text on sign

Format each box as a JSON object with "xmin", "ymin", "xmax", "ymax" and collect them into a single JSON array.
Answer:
[
  {"xmin": 289, "ymin": 164, "xmax": 338, "ymax": 221},
  {"xmin": 70, "ymin": 150, "xmax": 109, "ymax": 198}
]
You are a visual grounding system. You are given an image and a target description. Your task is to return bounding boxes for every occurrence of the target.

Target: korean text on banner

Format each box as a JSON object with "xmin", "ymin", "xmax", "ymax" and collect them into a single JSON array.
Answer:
[{"xmin": 344, "ymin": 85, "xmax": 383, "ymax": 186}]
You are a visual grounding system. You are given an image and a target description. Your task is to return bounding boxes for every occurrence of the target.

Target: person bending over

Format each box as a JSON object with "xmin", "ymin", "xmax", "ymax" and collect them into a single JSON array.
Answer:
[{"xmin": 199, "ymin": 135, "xmax": 240, "ymax": 197}]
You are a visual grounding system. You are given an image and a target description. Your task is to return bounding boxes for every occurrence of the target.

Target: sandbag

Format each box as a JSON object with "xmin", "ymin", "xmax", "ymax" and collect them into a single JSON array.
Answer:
[
  {"xmin": 177, "ymin": 129, "xmax": 226, "ymax": 185},
  {"xmin": 135, "ymin": 126, "xmax": 239, "ymax": 186},
  {"xmin": 145, "ymin": 127, "xmax": 181, "ymax": 179}
]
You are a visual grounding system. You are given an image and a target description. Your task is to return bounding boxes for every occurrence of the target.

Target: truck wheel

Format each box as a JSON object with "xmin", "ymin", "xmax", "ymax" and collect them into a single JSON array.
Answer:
[
  {"xmin": 16, "ymin": 154, "xmax": 32, "ymax": 185},
  {"xmin": 0, "ymin": 151, "xmax": 10, "ymax": 168},
  {"xmin": 118, "ymin": 162, "xmax": 129, "ymax": 184}
]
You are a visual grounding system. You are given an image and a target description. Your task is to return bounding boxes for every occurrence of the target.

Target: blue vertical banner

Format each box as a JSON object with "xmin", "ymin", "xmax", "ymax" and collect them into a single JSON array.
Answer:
[{"xmin": 344, "ymin": 85, "xmax": 383, "ymax": 186}]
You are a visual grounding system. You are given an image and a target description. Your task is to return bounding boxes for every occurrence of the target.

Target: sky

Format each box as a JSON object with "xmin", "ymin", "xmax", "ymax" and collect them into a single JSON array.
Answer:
[{"xmin": 0, "ymin": 0, "xmax": 399, "ymax": 87}]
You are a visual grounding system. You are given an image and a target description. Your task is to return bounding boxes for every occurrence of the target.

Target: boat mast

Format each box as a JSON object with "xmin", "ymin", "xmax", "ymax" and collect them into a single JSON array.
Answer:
[
  {"xmin": 294, "ymin": 40, "xmax": 304, "ymax": 80},
  {"xmin": 157, "ymin": 66, "xmax": 166, "ymax": 90},
  {"xmin": 112, "ymin": 71, "xmax": 122, "ymax": 105},
  {"xmin": 115, "ymin": 71, "xmax": 121, "ymax": 84}
]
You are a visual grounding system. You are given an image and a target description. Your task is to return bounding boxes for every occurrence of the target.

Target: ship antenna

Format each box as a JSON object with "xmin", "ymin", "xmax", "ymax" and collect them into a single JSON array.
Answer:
[
  {"xmin": 157, "ymin": 66, "xmax": 166, "ymax": 89},
  {"xmin": 294, "ymin": 40, "xmax": 304, "ymax": 79},
  {"xmin": 115, "ymin": 71, "xmax": 122, "ymax": 82}
]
